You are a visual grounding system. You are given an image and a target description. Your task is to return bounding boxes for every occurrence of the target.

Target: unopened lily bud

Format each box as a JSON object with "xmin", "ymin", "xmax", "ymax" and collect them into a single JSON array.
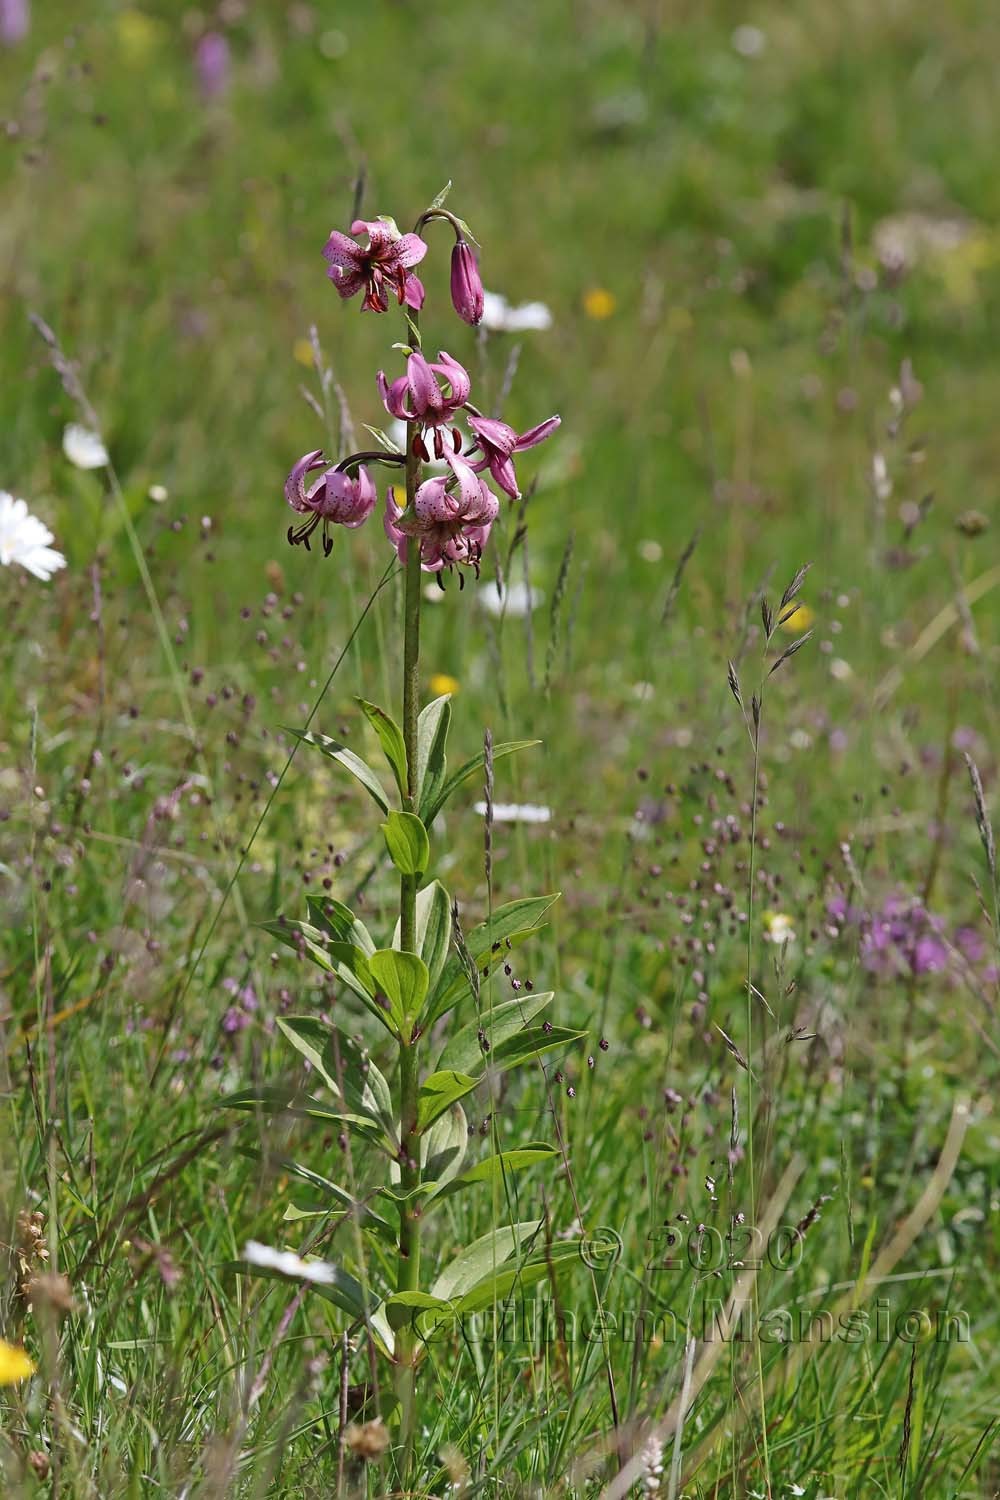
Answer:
[{"xmin": 450, "ymin": 239, "xmax": 484, "ymax": 325}]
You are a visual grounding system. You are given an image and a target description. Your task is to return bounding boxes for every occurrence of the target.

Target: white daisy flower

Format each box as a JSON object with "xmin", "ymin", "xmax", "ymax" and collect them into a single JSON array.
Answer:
[
  {"xmin": 480, "ymin": 290, "xmax": 553, "ymax": 334},
  {"xmin": 63, "ymin": 422, "xmax": 109, "ymax": 470},
  {"xmin": 0, "ymin": 492, "xmax": 67, "ymax": 581},
  {"xmin": 473, "ymin": 801, "xmax": 551, "ymax": 824},
  {"xmin": 242, "ymin": 1241, "xmax": 339, "ymax": 1284},
  {"xmin": 477, "ymin": 580, "xmax": 544, "ymax": 618}
]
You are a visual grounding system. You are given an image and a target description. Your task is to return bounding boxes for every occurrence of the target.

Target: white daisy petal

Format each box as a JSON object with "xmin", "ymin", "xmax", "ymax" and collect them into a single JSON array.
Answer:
[
  {"xmin": 0, "ymin": 491, "xmax": 67, "ymax": 581},
  {"xmin": 63, "ymin": 422, "xmax": 109, "ymax": 470},
  {"xmin": 480, "ymin": 290, "xmax": 553, "ymax": 333},
  {"xmin": 476, "ymin": 581, "xmax": 544, "ymax": 618},
  {"xmin": 473, "ymin": 801, "xmax": 552, "ymax": 824},
  {"xmin": 241, "ymin": 1241, "xmax": 339, "ymax": 1284}
]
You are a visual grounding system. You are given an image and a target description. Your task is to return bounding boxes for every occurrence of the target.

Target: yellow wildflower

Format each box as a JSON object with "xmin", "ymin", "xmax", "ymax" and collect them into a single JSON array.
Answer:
[
  {"xmin": 429, "ymin": 673, "xmax": 459, "ymax": 697},
  {"xmin": 293, "ymin": 338, "xmax": 315, "ymax": 368},
  {"xmin": 780, "ymin": 601, "xmax": 814, "ymax": 633},
  {"xmin": 0, "ymin": 1340, "xmax": 35, "ymax": 1385},
  {"xmin": 583, "ymin": 287, "xmax": 616, "ymax": 320}
]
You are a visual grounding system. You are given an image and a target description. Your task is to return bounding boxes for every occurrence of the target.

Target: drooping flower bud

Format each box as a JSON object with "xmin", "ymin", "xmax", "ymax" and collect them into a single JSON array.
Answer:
[{"xmin": 450, "ymin": 239, "xmax": 484, "ymax": 326}]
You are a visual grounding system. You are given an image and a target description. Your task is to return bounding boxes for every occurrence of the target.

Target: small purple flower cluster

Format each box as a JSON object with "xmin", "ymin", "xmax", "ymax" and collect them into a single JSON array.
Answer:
[
  {"xmin": 828, "ymin": 890, "xmax": 994, "ymax": 981},
  {"xmin": 284, "ymin": 212, "xmax": 559, "ymax": 575}
]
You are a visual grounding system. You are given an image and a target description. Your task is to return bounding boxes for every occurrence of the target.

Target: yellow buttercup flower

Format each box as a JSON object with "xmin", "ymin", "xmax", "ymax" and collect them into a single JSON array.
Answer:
[
  {"xmin": 116, "ymin": 9, "xmax": 162, "ymax": 61},
  {"xmin": 780, "ymin": 601, "xmax": 814, "ymax": 633},
  {"xmin": 0, "ymin": 1340, "xmax": 35, "ymax": 1386},
  {"xmin": 293, "ymin": 338, "xmax": 315, "ymax": 368},
  {"xmin": 429, "ymin": 673, "xmax": 459, "ymax": 696},
  {"xmin": 583, "ymin": 287, "xmax": 616, "ymax": 320}
]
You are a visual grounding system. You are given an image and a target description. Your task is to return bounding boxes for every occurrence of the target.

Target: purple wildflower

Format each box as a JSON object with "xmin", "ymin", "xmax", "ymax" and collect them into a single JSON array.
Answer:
[
  {"xmin": 384, "ymin": 448, "xmax": 497, "ymax": 575},
  {"xmin": 195, "ymin": 31, "xmax": 230, "ymax": 99},
  {"xmin": 323, "ymin": 218, "xmax": 427, "ymax": 314},
  {"xmin": 450, "ymin": 239, "xmax": 484, "ymax": 325},
  {"xmin": 467, "ymin": 413, "xmax": 561, "ymax": 499},
  {"xmin": 0, "ymin": 0, "xmax": 28, "ymax": 45}
]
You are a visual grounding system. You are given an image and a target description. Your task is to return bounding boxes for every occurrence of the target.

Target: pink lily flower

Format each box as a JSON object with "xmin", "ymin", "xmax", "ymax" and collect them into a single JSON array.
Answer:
[
  {"xmin": 323, "ymin": 218, "xmax": 427, "ymax": 314},
  {"xmin": 377, "ymin": 350, "xmax": 471, "ymax": 442},
  {"xmin": 384, "ymin": 449, "xmax": 497, "ymax": 575},
  {"xmin": 285, "ymin": 450, "xmax": 376, "ymax": 554},
  {"xmin": 466, "ymin": 413, "xmax": 561, "ymax": 500}
]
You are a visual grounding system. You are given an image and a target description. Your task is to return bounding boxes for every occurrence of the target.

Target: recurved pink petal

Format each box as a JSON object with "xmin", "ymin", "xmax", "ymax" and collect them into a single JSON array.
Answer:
[
  {"xmin": 413, "ymin": 475, "xmax": 457, "ymax": 525},
  {"xmin": 285, "ymin": 449, "xmax": 327, "ymax": 511},
  {"xmin": 514, "ymin": 415, "xmax": 561, "ymax": 451},
  {"xmin": 403, "ymin": 272, "xmax": 426, "ymax": 310},
  {"xmin": 407, "ymin": 351, "xmax": 444, "ymax": 415},
  {"xmin": 469, "ymin": 415, "xmax": 518, "ymax": 456},
  {"xmin": 489, "ymin": 454, "xmax": 520, "ymax": 500},
  {"xmin": 434, "ymin": 351, "xmax": 471, "ymax": 407}
]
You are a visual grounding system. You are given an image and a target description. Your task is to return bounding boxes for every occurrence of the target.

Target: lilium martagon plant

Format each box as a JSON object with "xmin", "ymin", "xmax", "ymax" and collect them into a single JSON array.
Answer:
[{"xmin": 221, "ymin": 194, "xmax": 584, "ymax": 1482}]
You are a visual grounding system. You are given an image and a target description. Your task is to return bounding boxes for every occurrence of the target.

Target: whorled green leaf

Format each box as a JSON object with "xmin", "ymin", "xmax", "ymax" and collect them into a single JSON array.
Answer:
[
  {"xmin": 383, "ymin": 1290, "xmax": 454, "ymax": 1332},
  {"xmin": 261, "ymin": 919, "xmax": 396, "ymax": 1035},
  {"xmin": 221, "ymin": 1087, "xmax": 385, "ymax": 1145},
  {"xmin": 425, "ymin": 894, "xmax": 560, "ymax": 1026},
  {"xmin": 369, "ymin": 949, "xmax": 429, "ymax": 1035},
  {"xmin": 429, "ymin": 1144, "xmax": 558, "ymax": 1206},
  {"xmin": 357, "ymin": 698, "xmax": 408, "ymax": 800},
  {"xmin": 430, "ymin": 1221, "xmax": 542, "ymax": 1302},
  {"xmin": 422, "ymin": 1101, "xmax": 468, "ymax": 1188},
  {"xmin": 414, "ymin": 695, "xmax": 451, "ymax": 823},
  {"xmin": 275, "ymin": 1017, "xmax": 395, "ymax": 1139},
  {"xmin": 416, "ymin": 1069, "xmax": 479, "ymax": 1131},
  {"xmin": 393, "ymin": 881, "xmax": 452, "ymax": 999},
  {"xmin": 285, "ymin": 727, "xmax": 389, "ymax": 813},
  {"xmin": 452, "ymin": 1242, "xmax": 583, "ymax": 1315},
  {"xmin": 267, "ymin": 1156, "xmax": 395, "ymax": 1239},
  {"xmin": 437, "ymin": 993, "xmax": 554, "ymax": 1075},
  {"xmin": 305, "ymin": 894, "xmax": 376, "ymax": 956},
  {"xmin": 488, "ymin": 1025, "xmax": 588, "ymax": 1073},
  {"xmin": 381, "ymin": 810, "xmax": 430, "ymax": 876},
  {"xmin": 422, "ymin": 739, "xmax": 540, "ymax": 827}
]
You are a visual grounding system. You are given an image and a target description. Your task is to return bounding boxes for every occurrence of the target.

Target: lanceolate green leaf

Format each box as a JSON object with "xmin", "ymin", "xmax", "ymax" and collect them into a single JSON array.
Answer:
[
  {"xmin": 357, "ymin": 698, "xmax": 408, "ymax": 799},
  {"xmin": 416, "ymin": 1070, "xmax": 479, "ymax": 1131},
  {"xmin": 437, "ymin": 993, "xmax": 554, "ymax": 1075},
  {"xmin": 394, "ymin": 881, "xmax": 452, "ymax": 997},
  {"xmin": 369, "ymin": 949, "xmax": 429, "ymax": 1035},
  {"xmin": 381, "ymin": 810, "xmax": 430, "ymax": 876},
  {"xmin": 221, "ymin": 1088, "xmax": 384, "ymax": 1145},
  {"xmin": 260, "ymin": 919, "xmax": 396, "ymax": 1034},
  {"xmin": 276, "ymin": 1017, "xmax": 395, "ymax": 1138},
  {"xmin": 286, "ymin": 728, "xmax": 389, "ymax": 813},
  {"xmin": 305, "ymin": 895, "xmax": 376, "ymax": 956},
  {"xmin": 430, "ymin": 1221, "xmax": 541, "ymax": 1302},
  {"xmin": 489, "ymin": 1025, "xmax": 588, "ymax": 1072},
  {"xmin": 429, "ymin": 1144, "xmax": 558, "ymax": 1205},
  {"xmin": 414, "ymin": 694, "xmax": 452, "ymax": 822},
  {"xmin": 422, "ymin": 738, "xmax": 540, "ymax": 827},
  {"xmin": 453, "ymin": 1242, "xmax": 582, "ymax": 1314},
  {"xmin": 267, "ymin": 1155, "xmax": 395, "ymax": 1239},
  {"xmin": 422, "ymin": 1101, "xmax": 468, "ymax": 1187},
  {"xmin": 425, "ymin": 894, "xmax": 560, "ymax": 1025}
]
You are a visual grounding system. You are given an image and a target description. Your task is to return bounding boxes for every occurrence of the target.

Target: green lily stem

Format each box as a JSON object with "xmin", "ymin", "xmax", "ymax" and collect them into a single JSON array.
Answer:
[{"xmin": 394, "ymin": 323, "xmax": 424, "ymax": 1480}]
